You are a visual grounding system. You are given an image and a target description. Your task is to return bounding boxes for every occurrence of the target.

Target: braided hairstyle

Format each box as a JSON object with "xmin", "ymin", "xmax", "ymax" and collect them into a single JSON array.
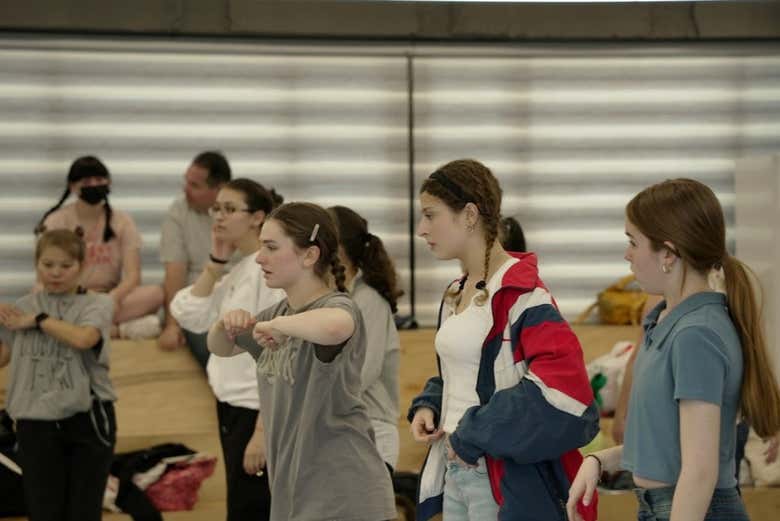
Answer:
[
  {"xmin": 267, "ymin": 202, "xmax": 347, "ymax": 292},
  {"xmin": 420, "ymin": 159, "xmax": 503, "ymax": 306},
  {"xmin": 328, "ymin": 205, "xmax": 404, "ymax": 313},
  {"xmin": 35, "ymin": 156, "xmax": 116, "ymax": 243}
]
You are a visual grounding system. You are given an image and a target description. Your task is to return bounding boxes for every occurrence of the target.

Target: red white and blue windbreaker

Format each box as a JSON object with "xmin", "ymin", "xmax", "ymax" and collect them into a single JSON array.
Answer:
[{"xmin": 408, "ymin": 252, "xmax": 599, "ymax": 521}]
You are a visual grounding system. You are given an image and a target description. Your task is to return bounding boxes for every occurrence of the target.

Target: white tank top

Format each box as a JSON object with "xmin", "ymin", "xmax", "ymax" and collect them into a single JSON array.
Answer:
[{"xmin": 436, "ymin": 257, "xmax": 518, "ymax": 433}]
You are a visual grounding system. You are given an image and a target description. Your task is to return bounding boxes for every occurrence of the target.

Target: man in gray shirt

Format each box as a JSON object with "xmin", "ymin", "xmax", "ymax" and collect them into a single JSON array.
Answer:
[{"xmin": 158, "ymin": 151, "xmax": 231, "ymax": 367}]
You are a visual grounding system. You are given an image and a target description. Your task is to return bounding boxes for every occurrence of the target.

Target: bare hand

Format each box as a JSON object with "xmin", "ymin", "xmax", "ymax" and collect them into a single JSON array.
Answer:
[
  {"xmin": 445, "ymin": 435, "xmax": 477, "ymax": 469},
  {"xmin": 157, "ymin": 323, "xmax": 185, "ymax": 351},
  {"xmin": 566, "ymin": 455, "xmax": 601, "ymax": 521},
  {"xmin": 410, "ymin": 407, "xmax": 445, "ymax": 444},
  {"xmin": 0, "ymin": 306, "xmax": 35, "ymax": 331},
  {"xmin": 220, "ymin": 309, "xmax": 256, "ymax": 341},
  {"xmin": 764, "ymin": 434, "xmax": 780, "ymax": 464},
  {"xmin": 0, "ymin": 341, "xmax": 10, "ymax": 368},
  {"xmin": 252, "ymin": 320, "xmax": 287, "ymax": 350},
  {"xmin": 211, "ymin": 224, "xmax": 236, "ymax": 261},
  {"xmin": 243, "ymin": 431, "xmax": 267, "ymax": 476}
]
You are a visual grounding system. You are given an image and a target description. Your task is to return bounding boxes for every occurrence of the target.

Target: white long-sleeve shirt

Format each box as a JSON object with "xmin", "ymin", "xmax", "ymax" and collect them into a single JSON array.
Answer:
[{"xmin": 170, "ymin": 251, "xmax": 284, "ymax": 409}]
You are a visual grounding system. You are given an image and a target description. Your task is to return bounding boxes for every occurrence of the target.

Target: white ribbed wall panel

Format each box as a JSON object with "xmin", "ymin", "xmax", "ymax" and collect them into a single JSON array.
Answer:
[
  {"xmin": 1, "ymin": 38, "xmax": 779, "ymax": 327},
  {"xmin": 0, "ymin": 38, "xmax": 411, "ymax": 314},
  {"xmin": 412, "ymin": 48, "xmax": 780, "ymax": 324}
]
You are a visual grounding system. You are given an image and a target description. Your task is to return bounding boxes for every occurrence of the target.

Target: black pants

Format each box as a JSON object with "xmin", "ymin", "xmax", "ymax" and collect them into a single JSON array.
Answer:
[
  {"xmin": 183, "ymin": 328, "xmax": 210, "ymax": 370},
  {"xmin": 16, "ymin": 402, "xmax": 116, "ymax": 521},
  {"xmin": 216, "ymin": 401, "xmax": 271, "ymax": 521}
]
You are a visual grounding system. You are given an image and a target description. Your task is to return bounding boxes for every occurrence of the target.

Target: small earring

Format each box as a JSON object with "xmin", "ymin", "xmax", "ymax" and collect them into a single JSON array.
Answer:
[
  {"xmin": 467, "ymin": 223, "xmax": 475, "ymax": 233},
  {"xmin": 662, "ymin": 264, "xmax": 670, "ymax": 274}
]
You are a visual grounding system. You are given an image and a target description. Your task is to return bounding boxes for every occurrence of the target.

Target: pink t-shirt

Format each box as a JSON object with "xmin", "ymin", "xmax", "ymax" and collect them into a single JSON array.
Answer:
[{"xmin": 43, "ymin": 202, "xmax": 143, "ymax": 292}]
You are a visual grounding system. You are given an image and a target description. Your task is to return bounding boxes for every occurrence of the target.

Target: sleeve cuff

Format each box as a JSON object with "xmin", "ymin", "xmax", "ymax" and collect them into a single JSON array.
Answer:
[
  {"xmin": 448, "ymin": 431, "xmax": 483, "ymax": 465},
  {"xmin": 407, "ymin": 400, "xmax": 440, "ymax": 425}
]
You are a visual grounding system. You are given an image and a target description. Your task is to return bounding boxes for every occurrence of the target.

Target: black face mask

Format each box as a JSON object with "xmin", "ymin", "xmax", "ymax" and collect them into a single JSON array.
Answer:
[{"xmin": 79, "ymin": 185, "xmax": 110, "ymax": 205}]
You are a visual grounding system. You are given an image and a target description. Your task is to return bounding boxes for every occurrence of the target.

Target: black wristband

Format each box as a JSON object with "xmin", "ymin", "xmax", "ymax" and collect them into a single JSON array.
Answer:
[
  {"xmin": 209, "ymin": 254, "xmax": 229, "ymax": 264},
  {"xmin": 585, "ymin": 454, "xmax": 604, "ymax": 482},
  {"xmin": 34, "ymin": 312, "xmax": 50, "ymax": 330}
]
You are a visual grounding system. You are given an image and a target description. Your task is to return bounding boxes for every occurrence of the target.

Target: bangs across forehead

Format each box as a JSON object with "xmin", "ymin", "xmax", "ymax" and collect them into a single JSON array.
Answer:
[{"xmin": 67, "ymin": 157, "xmax": 110, "ymax": 183}]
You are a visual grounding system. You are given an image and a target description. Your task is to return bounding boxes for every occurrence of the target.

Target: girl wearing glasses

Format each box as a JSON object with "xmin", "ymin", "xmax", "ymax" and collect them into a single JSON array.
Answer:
[
  {"xmin": 170, "ymin": 178, "xmax": 284, "ymax": 521},
  {"xmin": 36, "ymin": 156, "xmax": 164, "ymax": 340}
]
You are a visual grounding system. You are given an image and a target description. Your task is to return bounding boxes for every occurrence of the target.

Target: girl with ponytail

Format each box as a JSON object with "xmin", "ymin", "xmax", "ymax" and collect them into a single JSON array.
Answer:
[
  {"xmin": 207, "ymin": 202, "xmax": 396, "ymax": 521},
  {"xmin": 409, "ymin": 159, "xmax": 599, "ymax": 521},
  {"xmin": 568, "ymin": 178, "xmax": 780, "ymax": 521},
  {"xmin": 37, "ymin": 156, "xmax": 163, "ymax": 339},
  {"xmin": 328, "ymin": 205, "xmax": 402, "ymax": 470}
]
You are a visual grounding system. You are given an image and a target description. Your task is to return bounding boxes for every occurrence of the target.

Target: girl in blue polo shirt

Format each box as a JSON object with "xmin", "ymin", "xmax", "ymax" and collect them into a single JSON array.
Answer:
[{"xmin": 567, "ymin": 178, "xmax": 780, "ymax": 521}]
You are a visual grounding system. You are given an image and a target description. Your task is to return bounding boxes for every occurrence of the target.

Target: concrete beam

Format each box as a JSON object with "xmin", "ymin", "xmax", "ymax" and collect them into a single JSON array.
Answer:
[{"xmin": 1, "ymin": 1, "xmax": 779, "ymax": 40}]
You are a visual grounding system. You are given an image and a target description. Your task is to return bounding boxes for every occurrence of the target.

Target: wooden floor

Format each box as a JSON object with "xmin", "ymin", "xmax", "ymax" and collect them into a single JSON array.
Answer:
[{"xmin": 1, "ymin": 325, "xmax": 778, "ymax": 520}]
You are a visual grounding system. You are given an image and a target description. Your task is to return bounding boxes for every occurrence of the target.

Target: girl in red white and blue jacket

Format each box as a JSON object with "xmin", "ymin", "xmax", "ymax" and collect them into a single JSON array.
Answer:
[{"xmin": 408, "ymin": 159, "xmax": 599, "ymax": 521}]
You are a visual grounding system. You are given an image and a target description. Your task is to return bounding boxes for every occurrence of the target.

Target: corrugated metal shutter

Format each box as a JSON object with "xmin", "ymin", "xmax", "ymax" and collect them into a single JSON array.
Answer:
[
  {"xmin": 1, "ymin": 38, "xmax": 778, "ymax": 326},
  {"xmin": 413, "ymin": 46, "xmax": 780, "ymax": 324},
  {"xmin": 0, "ymin": 38, "xmax": 412, "ymax": 313}
]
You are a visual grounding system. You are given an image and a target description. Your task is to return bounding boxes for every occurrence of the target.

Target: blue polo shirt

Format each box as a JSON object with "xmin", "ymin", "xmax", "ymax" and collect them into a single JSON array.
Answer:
[{"xmin": 622, "ymin": 292, "xmax": 743, "ymax": 489}]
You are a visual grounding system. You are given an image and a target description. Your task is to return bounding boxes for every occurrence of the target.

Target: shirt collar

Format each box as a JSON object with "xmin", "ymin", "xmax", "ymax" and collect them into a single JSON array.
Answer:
[{"xmin": 642, "ymin": 291, "xmax": 727, "ymax": 349}]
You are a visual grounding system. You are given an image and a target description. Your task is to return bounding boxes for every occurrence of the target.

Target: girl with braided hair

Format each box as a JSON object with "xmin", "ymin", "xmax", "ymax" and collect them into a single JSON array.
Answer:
[
  {"xmin": 409, "ymin": 159, "xmax": 599, "ymax": 521},
  {"xmin": 328, "ymin": 205, "xmax": 402, "ymax": 471},
  {"xmin": 207, "ymin": 202, "xmax": 396, "ymax": 521},
  {"xmin": 36, "ymin": 156, "xmax": 163, "ymax": 339}
]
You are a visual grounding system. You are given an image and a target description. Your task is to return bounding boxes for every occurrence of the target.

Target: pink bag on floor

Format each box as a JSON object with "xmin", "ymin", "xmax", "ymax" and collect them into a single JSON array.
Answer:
[{"xmin": 145, "ymin": 455, "xmax": 217, "ymax": 511}]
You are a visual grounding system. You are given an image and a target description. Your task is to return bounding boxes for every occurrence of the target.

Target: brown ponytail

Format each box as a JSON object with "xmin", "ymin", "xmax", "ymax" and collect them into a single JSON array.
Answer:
[
  {"xmin": 722, "ymin": 255, "xmax": 780, "ymax": 438},
  {"xmin": 327, "ymin": 205, "xmax": 404, "ymax": 312},
  {"xmin": 627, "ymin": 178, "xmax": 780, "ymax": 438}
]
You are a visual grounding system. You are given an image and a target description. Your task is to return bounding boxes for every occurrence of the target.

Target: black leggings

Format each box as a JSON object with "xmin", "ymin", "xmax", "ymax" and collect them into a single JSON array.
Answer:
[
  {"xmin": 16, "ymin": 402, "xmax": 116, "ymax": 521},
  {"xmin": 216, "ymin": 401, "xmax": 271, "ymax": 521}
]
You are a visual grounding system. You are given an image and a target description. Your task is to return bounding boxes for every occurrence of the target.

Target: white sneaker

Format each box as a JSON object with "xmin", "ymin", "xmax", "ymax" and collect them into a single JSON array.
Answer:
[{"xmin": 118, "ymin": 314, "xmax": 162, "ymax": 340}]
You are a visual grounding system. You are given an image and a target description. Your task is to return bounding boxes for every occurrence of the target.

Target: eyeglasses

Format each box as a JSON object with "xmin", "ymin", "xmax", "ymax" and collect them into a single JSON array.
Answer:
[{"xmin": 208, "ymin": 204, "xmax": 253, "ymax": 218}]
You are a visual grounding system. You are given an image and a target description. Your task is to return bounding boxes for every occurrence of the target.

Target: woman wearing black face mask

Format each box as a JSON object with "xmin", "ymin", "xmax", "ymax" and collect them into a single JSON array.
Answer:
[{"xmin": 35, "ymin": 156, "xmax": 164, "ymax": 340}]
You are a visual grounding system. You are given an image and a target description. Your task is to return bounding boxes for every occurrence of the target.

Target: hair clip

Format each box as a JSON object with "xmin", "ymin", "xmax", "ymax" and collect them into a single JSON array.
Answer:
[{"xmin": 309, "ymin": 223, "xmax": 320, "ymax": 242}]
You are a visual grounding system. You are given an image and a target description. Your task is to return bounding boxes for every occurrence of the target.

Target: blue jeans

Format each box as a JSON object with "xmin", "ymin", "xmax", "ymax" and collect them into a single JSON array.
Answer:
[
  {"xmin": 442, "ymin": 455, "xmax": 499, "ymax": 521},
  {"xmin": 635, "ymin": 486, "xmax": 749, "ymax": 521}
]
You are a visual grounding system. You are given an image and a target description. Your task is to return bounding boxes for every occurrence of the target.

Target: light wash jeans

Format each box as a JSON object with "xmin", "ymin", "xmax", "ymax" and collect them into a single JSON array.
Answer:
[
  {"xmin": 635, "ymin": 486, "xmax": 749, "ymax": 521},
  {"xmin": 442, "ymin": 451, "xmax": 499, "ymax": 521}
]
